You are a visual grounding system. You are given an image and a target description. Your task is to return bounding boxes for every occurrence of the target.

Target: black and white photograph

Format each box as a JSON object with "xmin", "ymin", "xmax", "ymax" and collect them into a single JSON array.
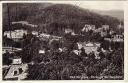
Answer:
[{"xmin": 1, "ymin": 1, "xmax": 124, "ymax": 80}]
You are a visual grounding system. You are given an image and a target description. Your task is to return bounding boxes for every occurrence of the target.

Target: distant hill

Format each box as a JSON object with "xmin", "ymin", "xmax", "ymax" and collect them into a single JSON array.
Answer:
[
  {"xmin": 3, "ymin": 3, "xmax": 122, "ymax": 35},
  {"xmin": 91, "ymin": 10, "xmax": 124, "ymax": 21}
]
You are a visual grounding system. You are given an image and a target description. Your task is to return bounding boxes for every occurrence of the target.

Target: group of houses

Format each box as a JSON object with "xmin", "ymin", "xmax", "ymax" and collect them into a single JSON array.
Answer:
[
  {"xmin": 3, "ymin": 29, "xmax": 40, "ymax": 41},
  {"xmin": 104, "ymin": 35, "xmax": 124, "ymax": 42},
  {"xmin": 3, "ymin": 22, "xmax": 124, "ymax": 42},
  {"xmin": 66, "ymin": 23, "xmax": 124, "ymax": 42},
  {"xmin": 3, "ymin": 23, "xmax": 124, "ymax": 55},
  {"xmin": 2, "ymin": 21, "xmax": 124, "ymax": 80}
]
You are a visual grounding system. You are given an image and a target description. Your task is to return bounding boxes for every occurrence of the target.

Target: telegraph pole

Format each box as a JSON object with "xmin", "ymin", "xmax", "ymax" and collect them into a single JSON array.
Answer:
[{"xmin": 7, "ymin": 3, "xmax": 13, "ymax": 51}]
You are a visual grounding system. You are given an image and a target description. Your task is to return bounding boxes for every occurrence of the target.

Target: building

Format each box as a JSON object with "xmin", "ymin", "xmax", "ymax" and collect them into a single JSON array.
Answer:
[
  {"xmin": 12, "ymin": 21, "xmax": 38, "ymax": 28},
  {"xmin": 4, "ymin": 64, "xmax": 28, "ymax": 80},
  {"xmin": 100, "ymin": 31, "xmax": 107, "ymax": 37},
  {"xmin": 91, "ymin": 25, "xmax": 96, "ymax": 31},
  {"xmin": 12, "ymin": 58, "xmax": 22, "ymax": 65},
  {"xmin": 32, "ymin": 31, "xmax": 38, "ymax": 36},
  {"xmin": 39, "ymin": 49, "xmax": 45, "ymax": 54},
  {"xmin": 39, "ymin": 33, "xmax": 62, "ymax": 41},
  {"xmin": 65, "ymin": 28, "xmax": 73, "ymax": 33},
  {"xmin": 104, "ymin": 34, "xmax": 124, "ymax": 42},
  {"xmin": 117, "ymin": 23, "xmax": 123, "ymax": 29},
  {"xmin": 4, "ymin": 29, "xmax": 27, "ymax": 41},
  {"xmin": 77, "ymin": 42, "xmax": 100, "ymax": 54},
  {"xmin": 82, "ymin": 24, "xmax": 96, "ymax": 32},
  {"xmin": 109, "ymin": 30, "xmax": 115, "ymax": 35},
  {"xmin": 2, "ymin": 47, "xmax": 22, "ymax": 54},
  {"xmin": 39, "ymin": 33, "xmax": 50, "ymax": 41},
  {"xmin": 102, "ymin": 25, "xmax": 109, "ymax": 30},
  {"xmin": 104, "ymin": 38, "xmax": 112, "ymax": 42},
  {"xmin": 94, "ymin": 28, "xmax": 102, "ymax": 33},
  {"xmin": 112, "ymin": 35, "xmax": 124, "ymax": 42},
  {"xmin": 64, "ymin": 28, "xmax": 76, "ymax": 35}
]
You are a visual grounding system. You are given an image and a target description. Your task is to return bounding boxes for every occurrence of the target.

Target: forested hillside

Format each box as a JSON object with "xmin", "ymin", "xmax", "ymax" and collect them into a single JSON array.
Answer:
[{"xmin": 3, "ymin": 3, "xmax": 122, "ymax": 34}]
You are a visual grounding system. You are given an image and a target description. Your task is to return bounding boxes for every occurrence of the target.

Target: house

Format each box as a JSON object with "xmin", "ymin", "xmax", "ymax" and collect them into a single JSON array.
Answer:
[
  {"xmin": 82, "ymin": 24, "xmax": 96, "ymax": 32},
  {"xmin": 39, "ymin": 50, "xmax": 45, "ymax": 54},
  {"xmin": 117, "ymin": 23, "xmax": 123, "ymax": 29},
  {"xmin": 82, "ymin": 24, "xmax": 90, "ymax": 32},
  {"xmin": 91, "ymin": 25, "xmax": 96, "ymax": 31},
  {"xmin": 104, "ymin": 38, "xmax": 112, "ymax": 42},
  {"xmin": 2, "ymin": 47, "xmax": 13, "ymax": 54},
  {"xmin": 64, "ymin": 28, "xmax": 76, "ymax": 35},
  {"xmin": 77, "ymin": 42, "xmax": 100, "ymax": 54},
  {"xmin": 100, "ymin": 31, "xmax": 107, "ymax": 37},
  {"xmin": 12, "ymin": 58, "xmax": 22, "ymax": 65},
  {"xmin": 4, "ymin": 29, "xmax": 27, "ymax": 41},
  {"xmin": 73, "ymin": 50, "xmax": 80, "ymax": 55},
  {"xmin": 32, "ymin": 31, "xmax": 38, "ymax": 36},
  {"xmin": 2, "ymin": 47, "xmax": 22, "ymax": 54},
  {"xmin": 109, "ymin": 30, "xmax": 115, "ymax": 35},
  {"xmin": 94, "ymin": 28, "xmax": 102, "ymax": 33},
  {"xmin": 51, "ymin": 35, "xmax": 62, "ymax": 40},
  {"xmin": 86, "ymin": 42, "xmax": 94, "ymax": 47},
  {"xmin": 113, "ymin": 35, "xmax": 123, "ymax": 39},
  {"xmin": 112, "ymin": 35, "xmax": 124, "ymax": 42},
  {"xmin": 4, "ymin": 64, "xmax": 28, "ymax": 80},
  {"xmin": 102, "ymin": 25, "xmax": 109, "ymax": 30},
  {"xmin": 39, "ymin": 33, "xmax": 62, "ymax": 41},
  {"xmin": 12, "ymin": 21, "xmax": 38, "ymax": 28},
  {"xmin": 65, "ymin": 28, "xmax": 73, "ymax": 33},
  {"xmin": 39, "ymin": 33, "xmax": 50, "ymax": 40},
  {"xmin": 104, "ymin": 35, "xmax": 124, "ymax": 42}
]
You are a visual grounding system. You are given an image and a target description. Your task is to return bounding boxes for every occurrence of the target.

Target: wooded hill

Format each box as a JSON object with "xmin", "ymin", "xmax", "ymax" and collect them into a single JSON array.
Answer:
[{"xmin": 3, "ymin": 3, "xmax": 123, "ymax": 34}]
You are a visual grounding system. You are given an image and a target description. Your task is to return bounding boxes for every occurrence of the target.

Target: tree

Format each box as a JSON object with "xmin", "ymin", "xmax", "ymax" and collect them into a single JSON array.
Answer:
[{"xmin": 22, "ymin": 33, "xmax": 40, "ymax": 63}]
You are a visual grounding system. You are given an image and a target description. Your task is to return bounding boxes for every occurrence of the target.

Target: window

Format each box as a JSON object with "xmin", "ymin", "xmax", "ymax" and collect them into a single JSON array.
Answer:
[
  {"xmin": 19, "ymin": 68, "xmax": 23, "ymax": 74},
  {"xmin": 13, "ymin": 71, "xmax": 18, "ymax": 76}
]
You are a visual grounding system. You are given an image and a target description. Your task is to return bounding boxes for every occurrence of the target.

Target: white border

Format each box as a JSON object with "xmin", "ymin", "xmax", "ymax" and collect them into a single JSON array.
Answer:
[{"xmin": 0, "ymin": 1, "xmax": 128, "ymax": 83}]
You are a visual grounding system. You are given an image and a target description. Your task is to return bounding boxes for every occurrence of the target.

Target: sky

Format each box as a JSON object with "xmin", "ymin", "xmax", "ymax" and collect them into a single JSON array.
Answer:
[{"xmin": 40, "ymin": 1, "xmax": 124, "ymax": 11}]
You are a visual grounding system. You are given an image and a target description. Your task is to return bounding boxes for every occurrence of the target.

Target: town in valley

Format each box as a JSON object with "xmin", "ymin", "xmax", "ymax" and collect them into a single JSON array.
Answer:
[{"xmin": 2, "ymin": 3, "xmax": 124, "ymax": 80}]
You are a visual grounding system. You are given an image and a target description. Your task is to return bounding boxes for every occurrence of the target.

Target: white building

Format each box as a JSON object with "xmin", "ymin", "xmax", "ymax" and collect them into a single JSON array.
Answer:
[
  {"xmin": 2, "ymin": 47, "xmax": 22, "ymax": 54},
  {"xmin": 4, "ymin": 64, "xmax": 28, "ymax": 80},
  {"xmin": 77, "ymin": 42, "xmax": 100, "ymax": 54},
  {"xmin": 12, "ymin": 21, "xmax": 38, "ymax": 28},
  {"xmin": 32, "ymin": 31, "xmax": 38, "ymax": 36},
  {"xmin": 12, "ymin": 58, "xmax": 22, "ymax": 65},
  {"xmin": 102, "ymin": 25, "xmax": 109, "ymax": 30},
  {"xmin": 91, "ymin": 25, "xmax": 96, "ymax": 31},
  {"xmin": 4, "ymin": 29, "xmax": 27, "ymax": 41},
  {"xmin": 82, "ymin": 24, "xmax": 96, "ymax": 32},
  {"xmin": 39, "ymin": 50, "xmax": 45, "ymax": 54},
  {"xmin": 64, "ymin": 28, "xmax": 76, "ymax": 35},
  {"xmin": 65, "ymin": 28, "xmax": 73, "ymax": 33},
  {"xmin": 112, "ymin": 35, "xmax": 124, "ymax": 42},
  {"xmin": 94, "ymin": 28, "xmax": 102, "ymax": 33},
  {"xmin": 73, "ymin": 50, "xmax": 80, "ymax": 55},
  {"xmin": 100, "ymin": 31, "xmax": 107, "ymax": 37},
  {"xmin": 117, "ymin": 23, "xmax": 123, "ymax": 29},
  {"xmin": 109, "ymin": 30, "xmax": 115, "ymax": 35},
  {"xmin": 104, "ymin": 35, "xmax": 124, "ymax": 42},
  {"xmin": 39, "ymin": 33, "xmax": 50, "ymax": 38}
]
